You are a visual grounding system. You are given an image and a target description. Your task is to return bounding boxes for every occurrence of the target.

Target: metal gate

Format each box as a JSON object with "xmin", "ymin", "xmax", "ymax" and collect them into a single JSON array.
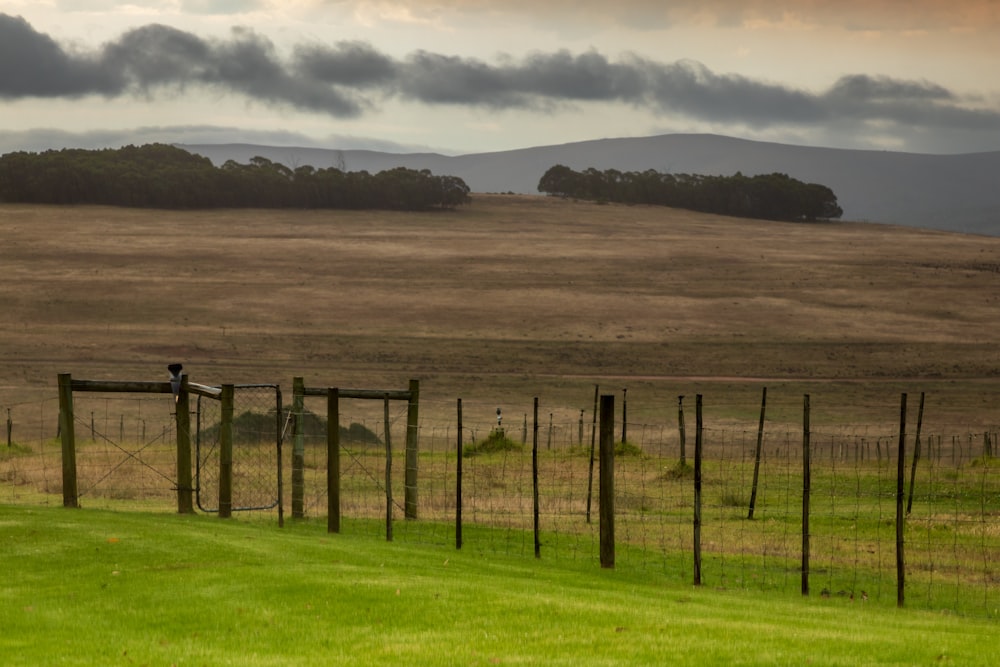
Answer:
[{"xmin": 195, "ymin": 384, "xmax": 284, "ymax": 513}]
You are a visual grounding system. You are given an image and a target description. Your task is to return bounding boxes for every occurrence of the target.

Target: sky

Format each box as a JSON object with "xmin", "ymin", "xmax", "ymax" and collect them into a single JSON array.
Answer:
[{"xmin": 2, "ymin": 1, "xmax": 999, "ymax": 156}]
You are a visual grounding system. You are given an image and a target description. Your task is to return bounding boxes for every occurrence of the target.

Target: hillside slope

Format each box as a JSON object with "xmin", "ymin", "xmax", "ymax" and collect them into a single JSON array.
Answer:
[{"xmin": 180, "ymin": 134, "xmax": 1000, "ymax": 236}]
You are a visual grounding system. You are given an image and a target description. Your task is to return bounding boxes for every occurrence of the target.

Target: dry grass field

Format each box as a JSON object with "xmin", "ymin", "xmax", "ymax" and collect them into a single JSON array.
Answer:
[{"xmin": 3, "ymin": 194, "xmax": 1000, "ymax": 433}]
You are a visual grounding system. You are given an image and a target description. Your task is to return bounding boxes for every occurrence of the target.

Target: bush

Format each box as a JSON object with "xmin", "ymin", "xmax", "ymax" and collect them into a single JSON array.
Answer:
[
  {"xmin": 662, "ymin": 460, "xmax": 693, "ymax": 480},
  {"xmin": 615, "ymin": 440, "xmax": 644, "ymax": 457},
  {"xmin": 464, "ymin": 429, "xmax": 522, "ymax": 457}
]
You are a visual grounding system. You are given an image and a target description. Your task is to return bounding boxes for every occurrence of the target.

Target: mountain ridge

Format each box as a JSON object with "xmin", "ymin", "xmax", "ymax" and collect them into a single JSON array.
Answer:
[{"xmin": 179, "ymin": 133, "xmax": 1000, "ymax": 236}]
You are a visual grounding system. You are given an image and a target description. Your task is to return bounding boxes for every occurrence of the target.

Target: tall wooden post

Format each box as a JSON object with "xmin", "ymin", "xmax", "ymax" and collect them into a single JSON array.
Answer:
[
  {"xmin": 620, "ymin": 388, "xmax": 628, "ymax": 444},
  {"xmin": 599, "ymin": 394, "xmax": 615, "ymax": 569},
  {"xmin": 275, "ymin": 386, "xmax": 284, "ymax": 528},
  {"xmin": 218, "ymin": 384, "xmax": 234, "ymax": 519},
  {"xmin": 801, "ymin": 394, "xmax": 811, "ymax": 596},
  {"xmin": 57, "ymin": 373, "xmax": 79, "ymax": 508},
  {"xmin": 327, "ymin": 388, "xmax": 340, "ymax": 533},
  {"xmin": 175, "ymin": 374, "xmax": 194, "ymax": 514},
  {"xmin": 384, "ymin": 395, "xmax": 393, "ymax": 542},
  {"xmin": 456, "ymin": 398, "xmax": 463, "ymax": 550},
  {"xmin": 906, "ymin": 392, "xmax": 925, "ymax": 515},
  {"xmin": 404, "ymin": 379, "xmax": 420, "ymax": 520},
  {"xmin": 748, "ymin": 387, "xmax": 767, "ymax": 519},
  {"xmin": 693, "ymin": 394, "xmax": 703, "ymax": 586},
  {"xmin": 896, "ymin": 393, "xmax": 907, "ymax": 608},
  {"xmin": 291, "ymin": 376, "xmax": 305, "ymax": 519},
  {"xmin": 532, "ymin": 397, "xmax": 541, "ymax": 559}
]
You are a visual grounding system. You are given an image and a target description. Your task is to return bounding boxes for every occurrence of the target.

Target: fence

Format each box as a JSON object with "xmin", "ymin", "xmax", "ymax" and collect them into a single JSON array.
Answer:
[{"xmin": 2, "ymin": 384, "xmax": 998, "ymax": 618}]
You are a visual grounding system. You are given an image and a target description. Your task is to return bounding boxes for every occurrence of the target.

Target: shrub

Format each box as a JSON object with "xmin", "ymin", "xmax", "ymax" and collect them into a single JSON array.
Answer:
[{"xmin": 464, "ymin": 429, "xmax": 522, "ymax": 457}]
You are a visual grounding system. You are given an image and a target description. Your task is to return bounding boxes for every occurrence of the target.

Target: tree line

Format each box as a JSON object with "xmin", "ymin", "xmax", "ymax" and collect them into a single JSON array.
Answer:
[
  {"xmin": 0, "ymin": 144, "xmax": 471, "ymax": 210},
  {"xmin": 537, "ymin": 165, "xmax": 843, "ymax": 221}
]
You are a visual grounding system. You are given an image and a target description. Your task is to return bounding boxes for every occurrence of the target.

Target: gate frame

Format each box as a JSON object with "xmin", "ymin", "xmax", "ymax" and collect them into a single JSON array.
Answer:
[
  {"xmin": 56, "ymin": 373, "xmax": 282, "ymax": 522},
  {"xmin": 290, "ymin": 377, "xmax": 419, "ymax": 534}
]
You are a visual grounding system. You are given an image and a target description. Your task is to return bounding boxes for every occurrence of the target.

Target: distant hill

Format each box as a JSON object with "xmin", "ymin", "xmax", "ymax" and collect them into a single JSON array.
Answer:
[{"xmin": 178, "ymin": 134, "xmax": 1000, "ymax": 236}]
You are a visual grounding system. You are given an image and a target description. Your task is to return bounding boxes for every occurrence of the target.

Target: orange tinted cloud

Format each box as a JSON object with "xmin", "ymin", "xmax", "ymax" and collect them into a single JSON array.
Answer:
[{"xmin": 359, "ymin": 0, "xmax": 1000, "ymax": 32}]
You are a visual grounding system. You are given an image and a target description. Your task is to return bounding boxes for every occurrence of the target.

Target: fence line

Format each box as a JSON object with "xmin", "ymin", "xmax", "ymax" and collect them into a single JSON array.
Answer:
[{"xmin": 2, "ymin": 390, "xmax": 998, "ymax": 618}]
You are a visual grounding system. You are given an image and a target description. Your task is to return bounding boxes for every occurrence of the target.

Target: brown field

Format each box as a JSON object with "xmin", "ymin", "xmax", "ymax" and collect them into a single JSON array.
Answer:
[{"xmin": 3, "ymin": 195, "xmax": 1000, "ymax": 433}]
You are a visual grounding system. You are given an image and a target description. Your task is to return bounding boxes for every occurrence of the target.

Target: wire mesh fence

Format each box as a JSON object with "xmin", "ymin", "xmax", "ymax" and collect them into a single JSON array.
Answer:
[{"xmin": 2, "ymin": 389, "xmax": 998, "ymax": 618}]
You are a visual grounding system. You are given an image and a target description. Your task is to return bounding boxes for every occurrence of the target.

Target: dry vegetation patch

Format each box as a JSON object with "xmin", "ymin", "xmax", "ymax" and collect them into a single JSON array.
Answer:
[{"xmin": 2, "ymin": 195, "xmax": 999, "ymax": 430}]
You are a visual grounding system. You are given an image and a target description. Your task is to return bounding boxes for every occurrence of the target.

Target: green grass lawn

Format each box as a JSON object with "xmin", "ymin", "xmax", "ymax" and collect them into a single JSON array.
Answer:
[{"xmin": 1, "ymin": 505, "xmax": 997, "ymax": 666}]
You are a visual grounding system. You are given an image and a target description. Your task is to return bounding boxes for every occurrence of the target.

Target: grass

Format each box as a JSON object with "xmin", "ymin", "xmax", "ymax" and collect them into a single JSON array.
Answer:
[
  {"xmin": 1, "ymin": 504, "xmax": 997, "ymax": 666},
  {"xmin": 4, "ymin": 197, "xmax": 1000, "ymax": 435},
  {"xmin": 3, "ymin": 197, "xmax": 1000, "ymax": 661}
]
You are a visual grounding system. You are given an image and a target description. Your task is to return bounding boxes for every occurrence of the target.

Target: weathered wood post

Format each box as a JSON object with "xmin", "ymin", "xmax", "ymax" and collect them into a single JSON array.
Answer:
[
  {"xmin": 404, "ymin": 379, "xmax": 420, "ymax": 520},
  {"xmin": 906, "ymin": 392, "xmax": 925, "ymax": 515},
  {"xmin": 57, "ymin": 373, "xmax": 79, "ymax": 508},
  {"xmin": 327, "ymin": 388, "xmax": 340, "ymax": 533},
  {"xmin": 275, "ymin": 385, "xmax": 284, "ymax": 528},
  {"xmin": 384, "ymin": 394, "xmax": 393, "ymax": 542},
  {"xmin": 456, "ymin": 398, "xmax": 463, "ymax": 550},
  {"xmin": 693, "ymin": 394, "xmax": 703, "ymax": 586},
  {"xmin": 599, "ymin": 394, "xmax": 616, "ymax": 568},
  {"xmin": 291, "ymin": 376, "xmax": 305, "ymax": 519},
  {"xmin": 533, "ymin": 397, "xmax": 541, "ymax": 559},
  {"xmin": 621, "ymin": 388, "xmax": 628, "ymax": 444},
  {"xmin": 218, "ymin": 384, "xmax": 234, "ymax": 519},
  {"xmin": 175, "ymin": 374, "xmax": 194, "ymax": 514},
  {"xmin": 896, "ymin": 393, "xmax": 907, "ymax": 608},
  {"xmin": 748, "ymin": 387, "xmax": 767, "ymax": 519},
  {"xmin": 801, "ymin": 394, "xmax": 811, "ymax": 596}
]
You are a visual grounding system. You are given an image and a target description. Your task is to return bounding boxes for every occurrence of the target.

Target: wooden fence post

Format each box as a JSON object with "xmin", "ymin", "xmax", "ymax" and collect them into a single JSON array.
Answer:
[
  {"xmin": 218, "ymin": 384, "xmax": 234, "ymax": 519},
  {"xmin": 384, "ymin": 395, "xmax": 392, "ymax": 542},
  {"xmin": 175, "ymin": 374, "xmax": 194, "ymax": 514},
  {"xmin": 404, "ymin": 379, "xmax": 420, "ymax": 520},
  {"xmin": 621, "ymin": 388, "xmax": 628, "ymax": 444},
  {"xmin": 748, "ymin": 387, "xmax": 767, "ymax": 519},
  {"xmin": 274, "ymin": 386, "xmax": 284, "ymax": 528},
  {"xmin": 291, "ymin": 376, "xmax": 305, "ymax": 519},
  {"xmin": 57, "ymin": 373, "xmax": 79, "ymax": 508},
  {"xmin": 801, "ymin": 394, "xmax": 811, "ymax": 596},
  {"xmin": 599, "ymin": 394, "xmax": 615, "ymax": 569},
  {"xmin": 896, "ymin": 393, "xmax": 907, "ymax": 608},
  {"xmin": 327, "ymin": 388, "xmax": 340, "ymax": 534},
  {"xmin": 693, "ymin": 394, "xmax": 703, "ymax": 586},
  {"xmin": 456, "ymin": 398, "xmax": 463, "ymax": 550},
  {"xmin": 586, "ymin": 384, "xmax": 598, "ymax": 524},
  {"xmin": 533, "ymin": 397, "xmax": 541, "ymax": 559},
  {"xmin": 906, "ymin": 392, "xmax": 925, "ymax": 515}
]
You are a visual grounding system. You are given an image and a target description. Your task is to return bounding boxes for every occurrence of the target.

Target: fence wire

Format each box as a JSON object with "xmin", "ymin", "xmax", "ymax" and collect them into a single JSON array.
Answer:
[{"xmin": 2, "ymin": 392, "xmax": 998, "ymax": 618}]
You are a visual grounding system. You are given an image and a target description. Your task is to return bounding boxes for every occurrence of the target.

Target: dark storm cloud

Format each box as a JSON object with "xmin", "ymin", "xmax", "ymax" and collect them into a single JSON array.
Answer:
[
  {"xmin": 3, "ymin": 13, "xmax": 999, "ymax": 135},
  {"xmin": 0, "ymin": 14, "xmax": 123, "ymax": 96},
  {"xmin": 292, "ymin": 41, "xmax": 396, "ymax": 87}
]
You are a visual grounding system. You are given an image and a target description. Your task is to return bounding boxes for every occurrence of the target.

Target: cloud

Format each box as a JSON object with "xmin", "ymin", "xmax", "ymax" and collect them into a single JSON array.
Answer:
[
  {"xmin": 319, "ymin": 0, "xmax": 1000, "ymax": 32},
  {"xmin": 0, "ymin": 14, "xmax": 122, "ymax": 96},
  {"xmin": 0, "ymin": 125, "xmax": 443, "ymax": 154},
  {"xmin": 2, "ymin": 12, "xmax": 999, "ymax": 140}
]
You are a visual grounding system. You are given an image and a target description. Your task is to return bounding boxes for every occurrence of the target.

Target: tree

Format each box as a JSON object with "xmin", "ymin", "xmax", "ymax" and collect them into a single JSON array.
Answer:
[{"xmin": 534, "ymin": 164, "xmax": 842, "ymax": 222}]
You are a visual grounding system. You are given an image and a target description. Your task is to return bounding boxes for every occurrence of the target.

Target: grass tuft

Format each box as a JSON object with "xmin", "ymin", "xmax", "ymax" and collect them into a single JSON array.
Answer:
[{"xmin": 464, "ymin": 429, "xmax": 522, "ymax": 457}]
